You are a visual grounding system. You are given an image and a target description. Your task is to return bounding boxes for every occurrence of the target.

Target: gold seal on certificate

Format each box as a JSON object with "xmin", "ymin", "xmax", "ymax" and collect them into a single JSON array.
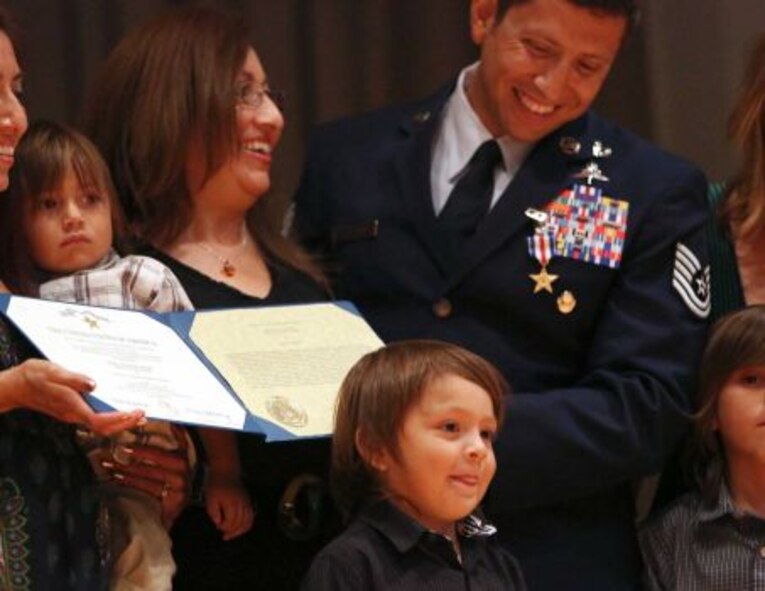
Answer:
[{"xmin": 267, "ymin": 396, "xmax": 308, "ymax": 429}]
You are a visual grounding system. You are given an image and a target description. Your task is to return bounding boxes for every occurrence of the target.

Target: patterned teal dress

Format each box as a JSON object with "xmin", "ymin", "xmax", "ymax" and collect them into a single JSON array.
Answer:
[{"xmin": 0, "ymin": 318, "xmax": 107, "ymax": 590}]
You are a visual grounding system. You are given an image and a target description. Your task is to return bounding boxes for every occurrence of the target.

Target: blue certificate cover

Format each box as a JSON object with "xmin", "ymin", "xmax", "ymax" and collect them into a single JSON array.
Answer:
[{"xmin": 0, "ymin": 294, "xmax": 382, "ymax": 441}]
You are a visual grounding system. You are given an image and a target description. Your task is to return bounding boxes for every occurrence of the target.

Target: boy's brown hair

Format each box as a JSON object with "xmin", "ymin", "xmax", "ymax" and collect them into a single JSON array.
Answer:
[
  {"xmin": 690, "ymin": 305, "xmax": 765, "ymax": 502},
  {"xmin": 0, "ymin": 120, "xmax": 126, "ymax": 294},
  {"xmin": 332, "ymin": 339, "xmax": 508, "ymax": 517}
]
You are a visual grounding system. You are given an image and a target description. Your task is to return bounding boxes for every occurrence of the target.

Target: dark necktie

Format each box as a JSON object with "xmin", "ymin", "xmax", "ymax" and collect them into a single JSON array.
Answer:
[{"xmin": 438, "ymin": 139, "xmax": 502, "ymax": 239}]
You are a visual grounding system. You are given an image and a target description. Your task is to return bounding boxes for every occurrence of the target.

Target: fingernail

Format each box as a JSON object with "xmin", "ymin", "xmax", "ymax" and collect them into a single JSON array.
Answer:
[
  {"xmin": 136, "ymin": 417, "xmax": 148, "ymax": 427},
  {"xmin": 121, "ymin": 446, "xmax": 134, "ymax": 454},
  {"xmin": 112, "ymin": 472, "xmax": 125, "ymax": 481},
  {"xmin": 86, "ymin": 379, "xmax": 96, "ymax": 391},
  {"xmin": 101, "ymin": 461, "xmax": 115, "ymax": 470}
]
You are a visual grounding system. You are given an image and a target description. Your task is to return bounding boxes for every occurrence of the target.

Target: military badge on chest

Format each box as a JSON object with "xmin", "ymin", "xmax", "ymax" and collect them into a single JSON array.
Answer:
[{"xmin": 526, "ymin": 139, "xmax": 629, "ymax": 314}]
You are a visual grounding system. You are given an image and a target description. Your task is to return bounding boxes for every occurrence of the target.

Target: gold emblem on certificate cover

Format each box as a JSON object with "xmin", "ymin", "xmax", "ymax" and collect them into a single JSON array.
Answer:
[{"xmin": 266, "ymin": 396, "xmax": 308, "ymax": 429}]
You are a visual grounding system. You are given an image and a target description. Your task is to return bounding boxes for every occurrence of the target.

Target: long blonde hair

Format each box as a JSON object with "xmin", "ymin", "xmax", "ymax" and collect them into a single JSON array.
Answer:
[{"xmin": 722, "ymin": 34, "xmax": 765, "ymax": 239}]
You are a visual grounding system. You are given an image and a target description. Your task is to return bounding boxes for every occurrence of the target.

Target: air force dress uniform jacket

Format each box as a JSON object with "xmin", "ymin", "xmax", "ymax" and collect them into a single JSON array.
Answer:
[{"xmin": 294, "ymin": 84, "xmax": 710, "ymax": 591}]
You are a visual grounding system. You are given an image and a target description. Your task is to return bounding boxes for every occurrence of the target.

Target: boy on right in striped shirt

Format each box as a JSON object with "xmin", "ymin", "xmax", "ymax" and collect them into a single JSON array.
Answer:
[{"xmin": 640, "ymin": 306, "xmax": 765, "ymax": 590}]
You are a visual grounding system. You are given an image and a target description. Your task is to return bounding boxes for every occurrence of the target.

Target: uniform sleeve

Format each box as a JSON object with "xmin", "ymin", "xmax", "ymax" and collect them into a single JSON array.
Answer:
[
  {"xmin": 292, "ymin": 131, "xmax": 335, "ymax": 258},
  {"xmin": 491, "ymin": 169, "xmax": 710, "ymax": 508}
]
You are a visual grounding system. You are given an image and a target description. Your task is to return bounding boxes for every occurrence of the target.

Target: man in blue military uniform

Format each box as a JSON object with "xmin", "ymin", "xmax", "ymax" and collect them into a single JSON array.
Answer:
[{"xmin": 294, "ymin": 0, "xmax": 709, "ymax": 588}]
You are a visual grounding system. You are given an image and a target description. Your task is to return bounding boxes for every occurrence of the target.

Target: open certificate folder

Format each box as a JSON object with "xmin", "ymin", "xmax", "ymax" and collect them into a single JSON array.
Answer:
[{"xmin": 0, "ymin": 295, "xmax": 384, "ymax": 441}]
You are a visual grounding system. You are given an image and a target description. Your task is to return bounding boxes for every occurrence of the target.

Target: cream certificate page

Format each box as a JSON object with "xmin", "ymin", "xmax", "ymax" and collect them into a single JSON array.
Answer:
[
  {"xmin": 189, "ymin": 302, "xmax": 384, "ymax": 438},
  {"xmin": 6, "ymin": 297, "xmax": 246, "ymax": 430}
]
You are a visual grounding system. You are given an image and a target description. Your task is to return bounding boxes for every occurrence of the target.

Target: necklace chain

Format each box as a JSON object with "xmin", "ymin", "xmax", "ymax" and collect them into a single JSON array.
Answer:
[{"xmin": 197, "ymin": 234, "xmax": 249, "ymax": 277}]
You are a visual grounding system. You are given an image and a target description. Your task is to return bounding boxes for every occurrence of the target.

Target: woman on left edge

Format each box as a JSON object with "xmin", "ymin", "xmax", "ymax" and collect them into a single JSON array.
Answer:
[{"xmin": 0, "ymin": 7, "xmax": 189, "ymax": 589}]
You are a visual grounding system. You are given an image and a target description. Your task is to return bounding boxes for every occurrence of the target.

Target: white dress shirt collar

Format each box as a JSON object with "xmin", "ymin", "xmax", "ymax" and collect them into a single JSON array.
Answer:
[{"xmin": 431, "ymin": 63, "xmax": 534, "ymax": 215}]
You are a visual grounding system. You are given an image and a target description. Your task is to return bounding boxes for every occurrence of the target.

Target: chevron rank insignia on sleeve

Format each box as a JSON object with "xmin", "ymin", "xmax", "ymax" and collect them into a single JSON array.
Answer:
[{"xmin": 672, "ymin": 242, "xmax": 710, "ymax": 319}]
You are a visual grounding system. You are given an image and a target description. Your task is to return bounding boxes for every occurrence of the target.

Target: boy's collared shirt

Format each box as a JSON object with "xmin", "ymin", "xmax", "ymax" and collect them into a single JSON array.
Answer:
[
  {"xmin": 301, "ymin": 498, "xmax": 526, "ymax": 590},
  {"xmin": 38, "ymin": 249, "xmax": 193, "ymax": 312},
  {"xmin": 640, "ymin": 483, "xmax": 765, "ymax": 590}
]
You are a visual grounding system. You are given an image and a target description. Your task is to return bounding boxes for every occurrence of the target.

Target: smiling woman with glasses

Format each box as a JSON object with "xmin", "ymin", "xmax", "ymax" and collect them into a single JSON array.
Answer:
[
  {"xmin": 236, "ymin": 80, "xmax": 286, "ymax": 113},
  {"xmin": 86, "ymin": 5, "xmax": 334, "ymax": 590}
]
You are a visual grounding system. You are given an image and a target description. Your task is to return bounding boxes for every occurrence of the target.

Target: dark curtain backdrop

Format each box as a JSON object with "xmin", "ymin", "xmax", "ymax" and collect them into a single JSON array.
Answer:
[{"xmin": 4, "ymin": 0, "xmax": 757, "ymax": 208}]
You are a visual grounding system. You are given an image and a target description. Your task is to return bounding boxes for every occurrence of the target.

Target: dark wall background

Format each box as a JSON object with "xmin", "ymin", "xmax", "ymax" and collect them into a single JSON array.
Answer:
[
  {"xmin": 4, "ymin": 0, "xmax": 764, "ymax": 206},
  {"xmin": 642, "ymin": 0, "xmax": 765, "ymax": 184}
]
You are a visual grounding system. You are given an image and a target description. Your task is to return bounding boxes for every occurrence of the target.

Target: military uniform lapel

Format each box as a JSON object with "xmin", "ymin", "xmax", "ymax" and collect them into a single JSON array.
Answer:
[
  {"xmin": 445, "ymin": 117, "xmax": 591, "ymax": 290},
  {"xmin": 392, "ymin": 95, "xmax": 453, "ymax": 276}
]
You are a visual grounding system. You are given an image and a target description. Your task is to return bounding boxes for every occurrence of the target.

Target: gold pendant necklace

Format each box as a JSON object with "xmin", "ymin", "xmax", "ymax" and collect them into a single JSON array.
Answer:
[{"xmin": 198, "ymin": 234, "xmax": 248, "ymax": 277}]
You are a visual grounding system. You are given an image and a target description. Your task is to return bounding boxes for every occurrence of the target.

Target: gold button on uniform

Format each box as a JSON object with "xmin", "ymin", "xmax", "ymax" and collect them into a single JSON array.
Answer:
[{"xmin": 432, "ymin": 298, "xmax": 452, "ymax": 318}]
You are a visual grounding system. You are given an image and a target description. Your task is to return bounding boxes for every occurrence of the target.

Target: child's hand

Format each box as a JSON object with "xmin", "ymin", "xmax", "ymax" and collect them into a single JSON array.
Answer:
[{"xmin": 205, "ymin": 474, "xmax": 254, "ymax": 541}]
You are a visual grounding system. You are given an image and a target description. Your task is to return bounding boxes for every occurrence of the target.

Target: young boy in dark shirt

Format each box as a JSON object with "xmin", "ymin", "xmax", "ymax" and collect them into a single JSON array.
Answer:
[{"xmin": 301, "ymin": 340, "xmax": 526, "ymax": 590}]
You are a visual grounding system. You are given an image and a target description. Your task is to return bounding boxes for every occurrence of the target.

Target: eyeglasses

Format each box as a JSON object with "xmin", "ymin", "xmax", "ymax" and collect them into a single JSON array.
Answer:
[{"xmin": 235, "ymin": 82, "xmax": 285, "ymax": 113}]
